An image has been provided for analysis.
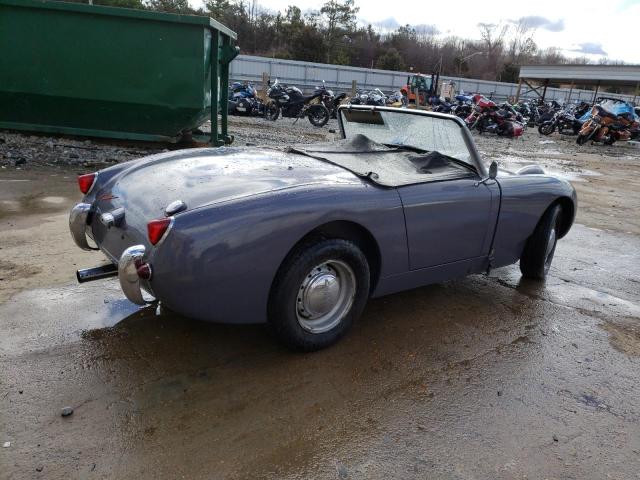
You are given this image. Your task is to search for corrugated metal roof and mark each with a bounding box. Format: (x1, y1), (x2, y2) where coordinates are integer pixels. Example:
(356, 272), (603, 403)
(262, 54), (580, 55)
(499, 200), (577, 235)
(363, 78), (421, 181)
(519, 64), (640, 85)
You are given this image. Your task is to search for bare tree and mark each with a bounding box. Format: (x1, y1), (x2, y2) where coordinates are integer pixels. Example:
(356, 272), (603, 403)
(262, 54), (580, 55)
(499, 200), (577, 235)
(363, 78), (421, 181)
(477, 22), (507, 80)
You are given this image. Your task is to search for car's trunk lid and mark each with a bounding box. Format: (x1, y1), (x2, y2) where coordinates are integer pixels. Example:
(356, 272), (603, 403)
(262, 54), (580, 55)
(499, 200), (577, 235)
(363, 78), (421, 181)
(89, 147), (355, 258)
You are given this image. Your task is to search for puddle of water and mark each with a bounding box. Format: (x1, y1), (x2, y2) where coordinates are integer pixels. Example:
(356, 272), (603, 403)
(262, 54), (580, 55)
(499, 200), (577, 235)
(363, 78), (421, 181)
(40, 196), (67, 205)
(0, 199), (20, 210)
(0, 279), (143, 354)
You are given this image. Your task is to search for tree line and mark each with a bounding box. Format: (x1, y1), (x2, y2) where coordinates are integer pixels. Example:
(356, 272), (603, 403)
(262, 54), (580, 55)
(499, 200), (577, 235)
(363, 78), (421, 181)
(64, 0), (617, 85)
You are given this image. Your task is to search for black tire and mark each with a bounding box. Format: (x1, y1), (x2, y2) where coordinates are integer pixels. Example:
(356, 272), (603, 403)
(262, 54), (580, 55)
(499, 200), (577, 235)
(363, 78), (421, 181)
(264, 101), (280, 121)
(307, 105), (330, 127)
(268, 238), (370, 351)
(538, 121), (555, 135)
(520, 205), (562, 280)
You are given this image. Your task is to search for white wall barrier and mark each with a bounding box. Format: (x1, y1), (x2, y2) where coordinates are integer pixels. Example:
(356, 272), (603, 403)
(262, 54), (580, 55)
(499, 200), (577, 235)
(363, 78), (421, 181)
(230, 54), (636, 104)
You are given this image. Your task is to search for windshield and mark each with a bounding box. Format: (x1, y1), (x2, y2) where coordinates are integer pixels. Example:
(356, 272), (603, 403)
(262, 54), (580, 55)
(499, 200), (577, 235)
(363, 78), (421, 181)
(339, 108), (474, 166)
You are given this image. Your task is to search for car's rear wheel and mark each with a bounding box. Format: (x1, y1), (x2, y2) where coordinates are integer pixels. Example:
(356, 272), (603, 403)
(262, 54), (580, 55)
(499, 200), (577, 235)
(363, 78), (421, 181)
(268, 239), (370, 351)
(520, 205), (561, 280)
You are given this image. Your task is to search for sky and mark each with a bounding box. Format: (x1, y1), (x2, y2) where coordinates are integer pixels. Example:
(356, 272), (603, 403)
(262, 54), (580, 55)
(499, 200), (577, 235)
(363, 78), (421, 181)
(195, 0), (640, 64)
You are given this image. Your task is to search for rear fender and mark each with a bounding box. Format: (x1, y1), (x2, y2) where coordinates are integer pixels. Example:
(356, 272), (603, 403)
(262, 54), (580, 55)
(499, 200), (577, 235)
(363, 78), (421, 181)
(492, 175), (576, 267)
(147, 183), (406, 324)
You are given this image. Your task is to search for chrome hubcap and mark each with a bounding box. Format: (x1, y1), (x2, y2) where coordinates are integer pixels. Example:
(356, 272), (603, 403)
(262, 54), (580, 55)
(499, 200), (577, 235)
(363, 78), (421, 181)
(296, 260), (356, 334)
(544, 227), (557, 273)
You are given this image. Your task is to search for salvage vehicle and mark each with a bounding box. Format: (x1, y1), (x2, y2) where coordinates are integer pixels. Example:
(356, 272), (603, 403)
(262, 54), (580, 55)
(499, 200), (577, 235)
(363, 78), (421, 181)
(538, 102), (590, 136)
(577, 98), (639, 146)
(70, 106), (577, 351)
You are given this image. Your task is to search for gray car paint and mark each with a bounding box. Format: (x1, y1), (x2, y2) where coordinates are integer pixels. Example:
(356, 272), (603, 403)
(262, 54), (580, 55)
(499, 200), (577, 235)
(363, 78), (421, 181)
(78, 106), (577, 324)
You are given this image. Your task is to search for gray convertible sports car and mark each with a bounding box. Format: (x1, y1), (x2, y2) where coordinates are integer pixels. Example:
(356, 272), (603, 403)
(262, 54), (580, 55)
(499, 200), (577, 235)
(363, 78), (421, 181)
(70, 106), (576, 350)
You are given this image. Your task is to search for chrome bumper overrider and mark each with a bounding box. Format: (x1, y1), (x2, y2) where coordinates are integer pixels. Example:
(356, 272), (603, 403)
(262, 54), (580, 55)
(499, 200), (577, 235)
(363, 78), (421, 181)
(118, 245), (154, 305)
(69, 202), (96, 251)
(71, 203), (154, 305)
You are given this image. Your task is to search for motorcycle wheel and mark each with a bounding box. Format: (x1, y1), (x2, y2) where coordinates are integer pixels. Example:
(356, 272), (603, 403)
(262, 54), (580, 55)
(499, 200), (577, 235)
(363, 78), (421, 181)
(576, 130), (595, 145)
(307, 105), (330, 127)
(538, 122), (555, 136)
(577, 123), (598, 145)
(264, 102), (280, 121)
(604, 136), (616, 146)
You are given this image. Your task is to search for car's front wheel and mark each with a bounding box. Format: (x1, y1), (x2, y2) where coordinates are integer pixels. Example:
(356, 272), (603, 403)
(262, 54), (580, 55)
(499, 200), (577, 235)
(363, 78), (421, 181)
(268, 239), (370, 351)
(520, 205), (561, 280)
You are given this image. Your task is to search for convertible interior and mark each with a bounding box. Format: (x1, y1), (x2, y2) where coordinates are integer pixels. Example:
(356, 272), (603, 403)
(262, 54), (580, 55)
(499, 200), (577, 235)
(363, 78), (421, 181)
(288, 133), (478, 187)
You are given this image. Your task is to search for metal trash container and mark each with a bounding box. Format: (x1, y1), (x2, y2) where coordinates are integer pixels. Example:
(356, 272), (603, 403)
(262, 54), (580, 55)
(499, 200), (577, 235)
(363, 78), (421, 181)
(0, 0), (238, 145)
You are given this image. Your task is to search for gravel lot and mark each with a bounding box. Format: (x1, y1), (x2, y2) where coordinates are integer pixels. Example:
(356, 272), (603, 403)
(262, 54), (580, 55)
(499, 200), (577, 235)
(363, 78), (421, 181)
(1, 116), (640, 479)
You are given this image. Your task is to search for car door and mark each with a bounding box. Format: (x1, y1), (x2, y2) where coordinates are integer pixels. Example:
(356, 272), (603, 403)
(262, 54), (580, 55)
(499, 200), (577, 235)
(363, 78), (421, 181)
(398, 177), (498, 270)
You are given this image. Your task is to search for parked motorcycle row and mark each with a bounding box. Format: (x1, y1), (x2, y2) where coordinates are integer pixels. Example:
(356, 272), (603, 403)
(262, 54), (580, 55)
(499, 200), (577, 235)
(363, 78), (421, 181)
(513, 97), (639, 145)
(228, 80), (405, 127)
(227, 80), (347, 127)
(228, 80), (639, 145)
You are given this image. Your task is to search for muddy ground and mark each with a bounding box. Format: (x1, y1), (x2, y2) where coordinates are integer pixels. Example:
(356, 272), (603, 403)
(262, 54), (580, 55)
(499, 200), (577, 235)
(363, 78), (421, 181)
(1, 117), (640, 479)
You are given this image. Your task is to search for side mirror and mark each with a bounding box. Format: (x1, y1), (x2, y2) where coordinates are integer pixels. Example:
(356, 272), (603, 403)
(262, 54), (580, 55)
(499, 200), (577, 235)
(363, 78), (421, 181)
(489, 161), (498, 179)
(475, 161), (498, 187)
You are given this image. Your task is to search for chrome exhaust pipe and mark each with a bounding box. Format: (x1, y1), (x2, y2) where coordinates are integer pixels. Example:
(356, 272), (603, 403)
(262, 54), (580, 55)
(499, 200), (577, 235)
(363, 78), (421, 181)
(76, 264), (118, 283)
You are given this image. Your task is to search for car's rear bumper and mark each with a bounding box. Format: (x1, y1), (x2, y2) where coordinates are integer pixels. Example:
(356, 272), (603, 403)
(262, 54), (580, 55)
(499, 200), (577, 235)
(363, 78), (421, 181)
(69, 202), (96, 251)
(118, 245), (154, 305)
(70, 202), (154, 305)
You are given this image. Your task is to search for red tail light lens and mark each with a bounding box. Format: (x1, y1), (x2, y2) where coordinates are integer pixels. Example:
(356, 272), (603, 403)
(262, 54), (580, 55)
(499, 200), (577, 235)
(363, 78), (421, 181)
(78, 173), (97, 194)
(134, 260), (153, 280)
(147, 218), (172, 245)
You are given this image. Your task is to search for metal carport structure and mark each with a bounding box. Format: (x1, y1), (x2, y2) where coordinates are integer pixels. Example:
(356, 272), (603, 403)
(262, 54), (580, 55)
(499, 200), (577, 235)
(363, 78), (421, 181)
(516, 64), (640, 104)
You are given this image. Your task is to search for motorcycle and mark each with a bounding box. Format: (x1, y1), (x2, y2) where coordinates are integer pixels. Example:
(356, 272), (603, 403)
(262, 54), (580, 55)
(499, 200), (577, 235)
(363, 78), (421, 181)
(465, 95), (524, 137)
(538, 102), (590, 136)
(386, 91), (406, 107)
(451, 94), (474, 120)
(536, 100), (562, 125)
(432, 97), (454, 114)
(227, 82), (263, 116)
(515, 99), (561, 127)
(264, 79), (330, 127)
(367, 89), (387, 106)
(313, 81), (348, 119)
(577, 99), (638, 146)
(350, 89), (386, 106)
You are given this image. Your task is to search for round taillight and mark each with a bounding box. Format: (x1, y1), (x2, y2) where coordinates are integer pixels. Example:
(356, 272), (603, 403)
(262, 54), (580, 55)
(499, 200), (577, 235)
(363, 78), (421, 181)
(147, 217), (172, 245)
(78, 173), (97, 194)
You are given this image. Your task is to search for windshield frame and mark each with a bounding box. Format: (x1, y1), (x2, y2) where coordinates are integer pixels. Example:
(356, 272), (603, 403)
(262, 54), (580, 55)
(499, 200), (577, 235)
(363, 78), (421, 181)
(337, 105), (487, 178)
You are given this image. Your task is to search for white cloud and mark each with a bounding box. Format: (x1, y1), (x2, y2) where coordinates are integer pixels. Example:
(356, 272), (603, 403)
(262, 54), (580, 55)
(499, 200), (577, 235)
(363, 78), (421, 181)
(195, 0), (640, 63)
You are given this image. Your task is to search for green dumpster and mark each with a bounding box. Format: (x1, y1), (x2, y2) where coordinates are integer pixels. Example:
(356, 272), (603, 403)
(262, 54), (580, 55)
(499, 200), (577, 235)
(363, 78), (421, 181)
(0, 0), (238, 144)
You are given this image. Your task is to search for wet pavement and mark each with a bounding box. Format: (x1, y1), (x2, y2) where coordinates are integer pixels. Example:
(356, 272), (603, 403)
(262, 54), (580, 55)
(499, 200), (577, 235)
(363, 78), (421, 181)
(2, 122), (640, 479)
